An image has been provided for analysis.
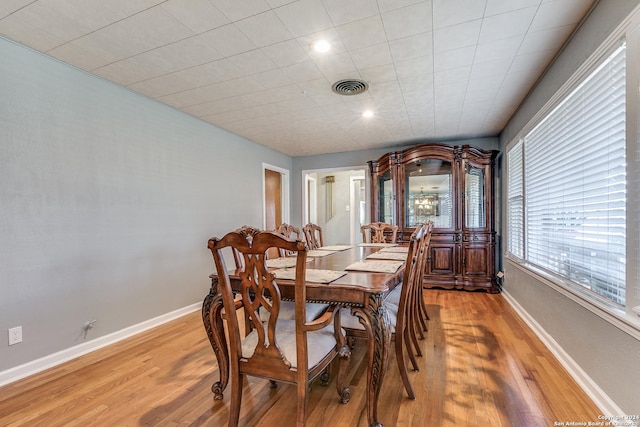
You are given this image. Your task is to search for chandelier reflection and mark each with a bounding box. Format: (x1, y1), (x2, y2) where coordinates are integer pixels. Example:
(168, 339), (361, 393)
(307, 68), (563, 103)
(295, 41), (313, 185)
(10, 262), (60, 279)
(414, 187), (437, 216)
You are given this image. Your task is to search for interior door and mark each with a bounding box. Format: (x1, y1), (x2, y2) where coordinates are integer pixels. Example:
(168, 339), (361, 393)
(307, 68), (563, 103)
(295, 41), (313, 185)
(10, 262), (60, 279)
(264, 168), (282, 231)
(264, 168), (283, 259)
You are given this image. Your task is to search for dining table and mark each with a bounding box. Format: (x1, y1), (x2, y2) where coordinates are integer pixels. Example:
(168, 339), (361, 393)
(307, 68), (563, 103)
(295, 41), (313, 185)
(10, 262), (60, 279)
(201, 243), (406, 427)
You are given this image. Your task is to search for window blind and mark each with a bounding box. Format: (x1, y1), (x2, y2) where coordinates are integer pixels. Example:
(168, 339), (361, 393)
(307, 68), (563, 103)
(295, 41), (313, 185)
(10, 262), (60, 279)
(507, 140), (524, 258)
(523, 44), (627, 306)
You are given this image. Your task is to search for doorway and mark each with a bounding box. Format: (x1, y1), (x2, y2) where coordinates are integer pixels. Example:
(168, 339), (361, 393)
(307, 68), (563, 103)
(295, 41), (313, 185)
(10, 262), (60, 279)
(302, 168), (367, 245)
(263, 163), (290, 231)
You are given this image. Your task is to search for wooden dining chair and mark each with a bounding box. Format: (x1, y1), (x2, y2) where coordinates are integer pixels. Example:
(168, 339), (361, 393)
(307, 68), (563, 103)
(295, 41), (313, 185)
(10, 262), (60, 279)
(340, 223), (427, 399)
(361, 222), (399, 244)
(414, 221), (433, 333)
(302, 223), (323, 249)
(276, 223), (302, 257)
(275, 223), (330, 322)
(208, 226), (351, 427)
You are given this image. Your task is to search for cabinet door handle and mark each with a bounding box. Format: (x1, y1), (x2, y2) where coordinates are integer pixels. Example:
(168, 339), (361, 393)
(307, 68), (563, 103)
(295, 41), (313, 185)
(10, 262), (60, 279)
(473, 235), (478, 241)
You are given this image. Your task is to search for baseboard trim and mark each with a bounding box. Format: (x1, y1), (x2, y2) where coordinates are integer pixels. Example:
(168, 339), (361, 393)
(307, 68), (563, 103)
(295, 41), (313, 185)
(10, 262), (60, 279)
(0, 303), (201, 387)
(502, 290), (623, 416)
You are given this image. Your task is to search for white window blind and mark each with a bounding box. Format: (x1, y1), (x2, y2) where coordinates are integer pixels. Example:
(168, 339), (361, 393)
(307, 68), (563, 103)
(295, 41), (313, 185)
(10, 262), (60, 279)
(523, 43), (627, 307)
(507, 140), (524, 259)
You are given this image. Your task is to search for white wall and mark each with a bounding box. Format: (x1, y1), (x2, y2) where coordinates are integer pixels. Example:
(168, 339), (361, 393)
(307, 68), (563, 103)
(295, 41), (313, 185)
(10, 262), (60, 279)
(0, 37), (291, 375)
(499, 0), (640, 414)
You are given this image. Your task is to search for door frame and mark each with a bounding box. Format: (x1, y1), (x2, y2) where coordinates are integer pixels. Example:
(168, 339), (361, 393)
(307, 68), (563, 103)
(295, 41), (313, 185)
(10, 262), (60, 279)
(262, 163), (290, 230)
(301, 166), (367, 243)
(304, 175), (317, 225)
(349, 175), (366, 244)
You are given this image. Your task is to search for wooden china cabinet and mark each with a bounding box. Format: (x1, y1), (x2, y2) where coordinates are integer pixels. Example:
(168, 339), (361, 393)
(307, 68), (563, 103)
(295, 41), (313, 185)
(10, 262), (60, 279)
(369, 143), (499, 292)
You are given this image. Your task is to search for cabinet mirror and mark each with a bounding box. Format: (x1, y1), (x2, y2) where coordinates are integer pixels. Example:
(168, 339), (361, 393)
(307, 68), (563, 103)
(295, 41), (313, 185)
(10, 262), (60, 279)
(404, 159), (452, 228)
(377, 169), (394, 224)
(465, 164), (486, 228)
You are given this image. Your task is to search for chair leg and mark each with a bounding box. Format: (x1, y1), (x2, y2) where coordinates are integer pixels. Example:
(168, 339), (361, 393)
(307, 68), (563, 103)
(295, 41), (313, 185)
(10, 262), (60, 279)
(228, 372), (243, 427)
(414, 282), (429, 335)
(296, 379), (309, 427)
(404, 322), (420, 371)
(336, 344), (352, 404)
(407, 293), (423, 358)
(395, 329), (416, 399)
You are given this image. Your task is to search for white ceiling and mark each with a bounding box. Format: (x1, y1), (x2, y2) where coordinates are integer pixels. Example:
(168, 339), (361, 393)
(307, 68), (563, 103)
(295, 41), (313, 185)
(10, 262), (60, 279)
(0, 0), (595, 157)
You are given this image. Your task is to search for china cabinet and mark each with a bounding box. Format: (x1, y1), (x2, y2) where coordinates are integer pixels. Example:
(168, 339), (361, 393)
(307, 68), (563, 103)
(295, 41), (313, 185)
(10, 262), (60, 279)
(369, 143), (499, 292)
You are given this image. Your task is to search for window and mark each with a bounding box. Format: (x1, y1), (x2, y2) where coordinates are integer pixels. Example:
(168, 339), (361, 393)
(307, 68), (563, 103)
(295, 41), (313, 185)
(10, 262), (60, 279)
(507, 43), (627, 308)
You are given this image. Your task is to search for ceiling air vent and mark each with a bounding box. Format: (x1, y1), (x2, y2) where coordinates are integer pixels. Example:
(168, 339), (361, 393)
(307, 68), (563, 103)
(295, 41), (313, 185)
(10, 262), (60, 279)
(331, 79), (369, 96)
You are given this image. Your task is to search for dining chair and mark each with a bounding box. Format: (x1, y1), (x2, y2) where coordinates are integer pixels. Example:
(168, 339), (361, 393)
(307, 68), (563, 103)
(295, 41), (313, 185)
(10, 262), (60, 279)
(340, 223), (427, 399)
(361, 222), (399, 244)
(276, 223), (302, 257)
(385, 221), (433, 357)
(302, 223), (323, 249)
(414, 221), (433, 333)
(208, 226), (351, 427)
(275, 223), (330, 322)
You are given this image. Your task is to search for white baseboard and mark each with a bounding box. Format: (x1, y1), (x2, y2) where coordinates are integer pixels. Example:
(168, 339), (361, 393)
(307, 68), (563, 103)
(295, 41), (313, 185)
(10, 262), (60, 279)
(502, 291), (623, 416)
(0, 303), (201, 387)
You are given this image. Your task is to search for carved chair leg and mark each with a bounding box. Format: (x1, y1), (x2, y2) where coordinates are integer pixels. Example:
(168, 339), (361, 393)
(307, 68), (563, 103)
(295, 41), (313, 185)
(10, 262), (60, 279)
(202, 281), (229, 401)
(336, 344), (352, 404)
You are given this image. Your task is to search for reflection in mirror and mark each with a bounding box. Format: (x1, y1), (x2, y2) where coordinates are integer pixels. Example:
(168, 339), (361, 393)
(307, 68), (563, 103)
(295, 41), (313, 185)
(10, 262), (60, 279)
(377, 170), (393, 223)
(465, 164), (486, 228)
(405, 159), (452, 228)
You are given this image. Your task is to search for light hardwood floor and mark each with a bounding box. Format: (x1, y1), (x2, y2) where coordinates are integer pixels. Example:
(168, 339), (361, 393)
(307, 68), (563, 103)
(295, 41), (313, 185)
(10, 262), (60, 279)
(0, 290), (601, 426)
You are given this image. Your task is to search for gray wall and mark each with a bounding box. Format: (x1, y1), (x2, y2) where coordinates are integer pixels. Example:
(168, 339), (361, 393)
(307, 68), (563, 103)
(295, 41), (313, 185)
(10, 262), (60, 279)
(499, 0), (640, 413)
(0, 37), (291, 373)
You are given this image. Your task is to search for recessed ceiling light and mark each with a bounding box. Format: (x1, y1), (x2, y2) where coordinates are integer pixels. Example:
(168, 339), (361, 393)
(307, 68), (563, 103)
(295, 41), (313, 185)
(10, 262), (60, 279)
(313, 39), (331, 53)
(362, 110), (374, 118)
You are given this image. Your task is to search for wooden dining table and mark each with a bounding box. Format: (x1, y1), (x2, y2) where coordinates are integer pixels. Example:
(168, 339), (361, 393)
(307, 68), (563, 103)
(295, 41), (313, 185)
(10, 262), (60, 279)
(201, 244), (405, 427)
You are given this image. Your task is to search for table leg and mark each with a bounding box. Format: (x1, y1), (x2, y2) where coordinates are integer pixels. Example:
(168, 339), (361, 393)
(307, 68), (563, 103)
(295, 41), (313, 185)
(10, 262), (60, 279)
(201, 277), (229, 400)
(352, 293), (391, 427)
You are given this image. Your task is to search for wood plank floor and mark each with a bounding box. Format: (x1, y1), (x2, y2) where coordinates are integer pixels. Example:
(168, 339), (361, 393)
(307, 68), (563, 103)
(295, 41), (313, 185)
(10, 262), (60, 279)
(0, 290), (601, 426)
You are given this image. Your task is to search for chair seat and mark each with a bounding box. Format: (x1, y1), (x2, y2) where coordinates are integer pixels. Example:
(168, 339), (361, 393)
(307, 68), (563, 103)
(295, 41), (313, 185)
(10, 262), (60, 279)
(339, 306), (397, 334)
(339, 284), (402, 331)
(260, 301), (329, 322)
(281, 301), (330, 321)
(241, 319), (338, 369)
(384, 283), (402, 308)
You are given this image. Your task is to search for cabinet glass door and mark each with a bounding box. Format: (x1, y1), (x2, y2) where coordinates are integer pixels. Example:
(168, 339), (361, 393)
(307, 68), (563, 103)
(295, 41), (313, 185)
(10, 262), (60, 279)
(465, 164), (486, 228)
(404, 159), (452, 228)
(377, 170), (394, 223)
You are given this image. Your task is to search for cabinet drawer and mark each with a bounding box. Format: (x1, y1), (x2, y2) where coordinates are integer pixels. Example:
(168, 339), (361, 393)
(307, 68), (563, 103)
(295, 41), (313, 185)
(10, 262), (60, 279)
(463, 234), (490, 243)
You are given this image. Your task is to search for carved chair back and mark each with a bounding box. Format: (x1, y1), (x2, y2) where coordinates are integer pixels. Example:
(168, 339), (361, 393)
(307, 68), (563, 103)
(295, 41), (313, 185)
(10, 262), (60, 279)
(276, 223), (303, 257)
(360, 222), (399, 244)
(302, 223), (323, 249)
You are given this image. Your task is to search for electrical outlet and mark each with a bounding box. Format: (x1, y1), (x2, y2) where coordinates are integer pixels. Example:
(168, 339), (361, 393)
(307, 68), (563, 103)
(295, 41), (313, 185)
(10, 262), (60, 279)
(8, 326), (22, 345)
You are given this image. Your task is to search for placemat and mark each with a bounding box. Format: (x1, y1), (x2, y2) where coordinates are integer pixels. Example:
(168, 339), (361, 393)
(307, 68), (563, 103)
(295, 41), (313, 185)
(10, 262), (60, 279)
(265, 257), (312, 268)
(345, 260), (404, 273)
(307, 249), (337, 257)
(317, 245), (353, 251)
(379, 246), (409, 253)
(366, 251), (408, 261)
(358, 243), (398, 247)
(273, 268), (347, 283)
